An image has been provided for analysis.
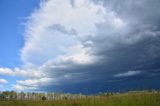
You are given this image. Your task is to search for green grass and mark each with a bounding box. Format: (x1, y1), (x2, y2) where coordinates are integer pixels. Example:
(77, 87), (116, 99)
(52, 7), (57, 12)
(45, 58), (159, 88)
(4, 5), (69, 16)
(0, 92), (160, 106)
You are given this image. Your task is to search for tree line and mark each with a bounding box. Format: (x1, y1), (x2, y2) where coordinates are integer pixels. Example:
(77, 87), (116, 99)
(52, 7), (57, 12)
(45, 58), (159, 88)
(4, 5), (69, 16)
(0, 90), (159, 100)
(0, 91), (86, 100)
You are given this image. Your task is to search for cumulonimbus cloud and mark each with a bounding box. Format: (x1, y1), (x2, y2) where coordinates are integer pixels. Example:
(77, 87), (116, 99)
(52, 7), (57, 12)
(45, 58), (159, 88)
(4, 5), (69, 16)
(1, 0), (160, 92)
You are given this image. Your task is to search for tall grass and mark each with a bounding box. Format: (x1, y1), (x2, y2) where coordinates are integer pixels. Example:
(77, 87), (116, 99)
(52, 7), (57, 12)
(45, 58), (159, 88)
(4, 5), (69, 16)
(0, 92), (159, 106)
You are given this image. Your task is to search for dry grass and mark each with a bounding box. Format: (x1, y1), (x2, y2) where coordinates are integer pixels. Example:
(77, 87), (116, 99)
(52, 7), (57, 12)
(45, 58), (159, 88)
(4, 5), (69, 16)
(0, 92), (160, 106)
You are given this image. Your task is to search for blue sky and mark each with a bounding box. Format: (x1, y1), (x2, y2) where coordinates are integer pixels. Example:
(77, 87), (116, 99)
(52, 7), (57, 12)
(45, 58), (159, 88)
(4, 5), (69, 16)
(0, 0), (39, 90)
(0, 0), (160, 93)
(0, 0), (39, 68)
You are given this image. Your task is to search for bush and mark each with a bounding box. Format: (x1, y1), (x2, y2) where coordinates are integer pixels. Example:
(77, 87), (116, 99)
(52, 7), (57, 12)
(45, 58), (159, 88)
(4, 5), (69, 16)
(42, 96), (46, 101)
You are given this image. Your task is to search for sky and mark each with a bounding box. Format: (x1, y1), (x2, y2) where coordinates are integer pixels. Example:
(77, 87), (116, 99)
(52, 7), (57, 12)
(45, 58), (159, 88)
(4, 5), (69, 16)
(0, 0), (160, 94)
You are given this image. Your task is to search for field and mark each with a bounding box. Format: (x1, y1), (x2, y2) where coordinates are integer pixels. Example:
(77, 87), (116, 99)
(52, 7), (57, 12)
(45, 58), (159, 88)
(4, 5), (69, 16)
(0, 92), (160, 106)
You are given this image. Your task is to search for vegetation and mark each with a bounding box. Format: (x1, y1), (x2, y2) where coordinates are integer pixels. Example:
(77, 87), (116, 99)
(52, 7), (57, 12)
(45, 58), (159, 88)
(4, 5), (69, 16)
(0, 91), (86, 100)
(0, 91), (160, 106)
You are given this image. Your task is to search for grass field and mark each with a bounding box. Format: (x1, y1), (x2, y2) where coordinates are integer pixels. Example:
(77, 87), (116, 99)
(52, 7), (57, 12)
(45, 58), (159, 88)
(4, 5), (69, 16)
(0, 92), (160, 106)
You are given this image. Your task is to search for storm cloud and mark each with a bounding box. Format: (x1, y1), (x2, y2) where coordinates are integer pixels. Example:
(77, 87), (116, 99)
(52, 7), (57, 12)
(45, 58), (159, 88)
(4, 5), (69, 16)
(1, 0), (160, 93)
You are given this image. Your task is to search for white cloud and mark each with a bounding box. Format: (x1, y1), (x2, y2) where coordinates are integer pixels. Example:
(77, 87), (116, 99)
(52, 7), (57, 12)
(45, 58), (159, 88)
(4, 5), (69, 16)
(12, 84), (36, 91)
(12, 78), (55, 91)
(0, 67), (45, 78)
(56, 44), (94, 64)
(0, 79), (8, 84)
(114, 71), (142, 78)
(21, 0), (105, 66)
(0, 68), (13, 75)
(16, 78), (53, 87)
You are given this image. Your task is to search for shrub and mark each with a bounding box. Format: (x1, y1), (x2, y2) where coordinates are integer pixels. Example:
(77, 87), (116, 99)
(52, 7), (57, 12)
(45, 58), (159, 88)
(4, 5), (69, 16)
(42, 96), (46, 101)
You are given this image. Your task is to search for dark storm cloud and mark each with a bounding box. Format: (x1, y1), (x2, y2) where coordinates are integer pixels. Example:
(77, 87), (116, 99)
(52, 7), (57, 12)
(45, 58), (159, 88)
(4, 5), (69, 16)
(46, 0), (160, 92)
(92, 0), (160, 23)
(17, 0), (160, 92)
(89, 0), (160, 72)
